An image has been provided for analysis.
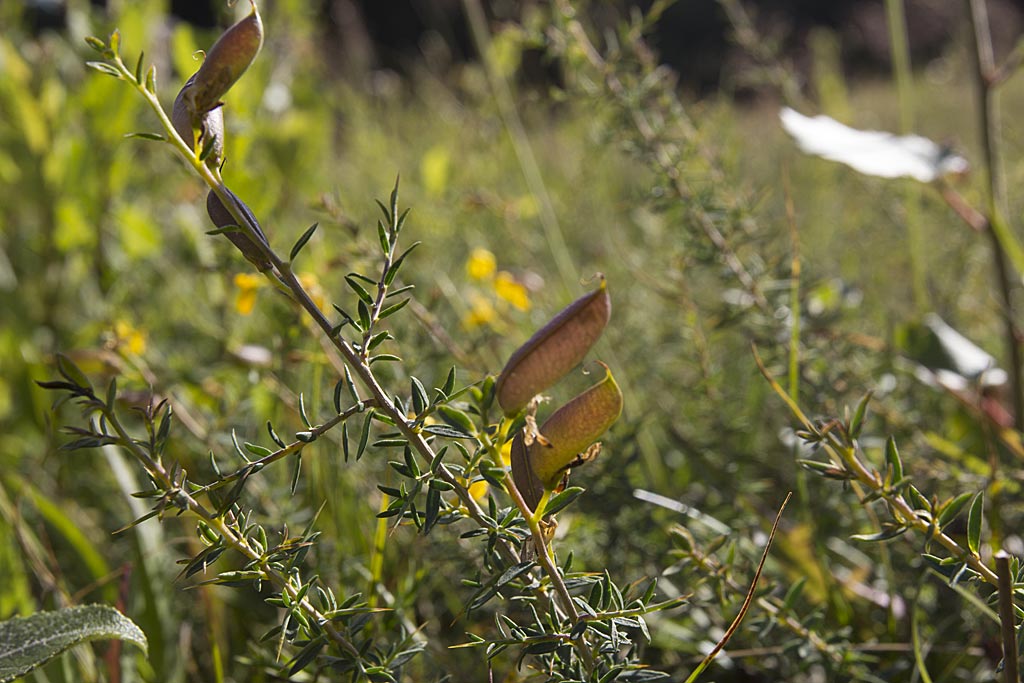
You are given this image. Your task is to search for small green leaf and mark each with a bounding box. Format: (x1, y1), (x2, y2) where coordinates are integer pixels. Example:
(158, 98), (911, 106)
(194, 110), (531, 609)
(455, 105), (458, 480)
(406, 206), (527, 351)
(384, 241), (421, 286)
(0, 605), (147, 682)
(134, 50), (145, 84)
(967, 491), (983, 555)
(86, 61), (122, 78)
(333, 379), (344, 414)
(379, 298), (410, 319)
(290, 222), (319, 261)
(442, 367), (456, 397)
(290, 453), (302, 494)
(936, 491), (974, 530)
(286, 635), (326, 676)
(244, 442), (272, 457)
(542, 486), (585, 516)
(298, 392), (312, 428)
(124, 132), (165, 141)
(56, 353), (92, 392)
(848, 391), (872, 439)
(435, 405), (476, 436)
(884, 436), (903, 483)
(357, 410), (374, 460)
(422, 424), (474, 440)
(84, 36), (107, 52)
(376, 218), (389, 253)
(410, 376), (429, 415)
(105, 377), (118, 408)
(850, 524), (909, 542)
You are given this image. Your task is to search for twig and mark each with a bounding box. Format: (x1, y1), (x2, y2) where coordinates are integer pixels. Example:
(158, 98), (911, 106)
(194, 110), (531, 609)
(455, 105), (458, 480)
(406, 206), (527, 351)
(682, 492), (792, 683)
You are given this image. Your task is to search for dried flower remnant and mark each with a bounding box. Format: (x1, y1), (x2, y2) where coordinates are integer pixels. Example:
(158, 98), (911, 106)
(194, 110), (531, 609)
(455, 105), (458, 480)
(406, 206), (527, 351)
(172, 73), (225, 165)
(511, 364), (623, 512)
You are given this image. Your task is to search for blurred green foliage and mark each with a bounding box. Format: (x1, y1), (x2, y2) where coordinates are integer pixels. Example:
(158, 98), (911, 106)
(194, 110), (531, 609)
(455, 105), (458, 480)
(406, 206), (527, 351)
(4, 1), (1024, 681)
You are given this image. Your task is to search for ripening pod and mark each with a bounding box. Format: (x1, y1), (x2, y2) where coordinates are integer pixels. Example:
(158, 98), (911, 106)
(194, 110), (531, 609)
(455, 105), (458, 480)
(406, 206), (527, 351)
(172, 73), (225, 165)
(185, 1), (264, 116)
(206, 188), (272, 271)
(496, 279), (610, 416)
(510, 364), (623, 512)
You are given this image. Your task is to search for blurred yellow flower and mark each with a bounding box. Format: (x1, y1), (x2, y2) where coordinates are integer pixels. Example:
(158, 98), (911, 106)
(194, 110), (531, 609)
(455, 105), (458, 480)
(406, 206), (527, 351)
(234, 272), (264, 316)
(463, 292), (496, 329)
(494, 271), (530, 312)
(298, 272), (326, 312)
(467, 441), (513, 501)
(421, 144), (451, 197)
(113, 320), (147, 355)
(468, 478), (490, 501)
(466, 248), (496, 281)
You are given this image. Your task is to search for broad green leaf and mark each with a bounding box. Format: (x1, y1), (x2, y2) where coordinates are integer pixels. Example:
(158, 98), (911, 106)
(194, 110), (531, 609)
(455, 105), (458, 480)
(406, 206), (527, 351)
(0, 605), (147, 682)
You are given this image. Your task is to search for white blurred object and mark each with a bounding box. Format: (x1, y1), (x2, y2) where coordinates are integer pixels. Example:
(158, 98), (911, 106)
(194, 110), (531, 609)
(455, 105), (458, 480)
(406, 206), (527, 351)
(780, 107), (968, 182)
(921, 313), (1008, 388)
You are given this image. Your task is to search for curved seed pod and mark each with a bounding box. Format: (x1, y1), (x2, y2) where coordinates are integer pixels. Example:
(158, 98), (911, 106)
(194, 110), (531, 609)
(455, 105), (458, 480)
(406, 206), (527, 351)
(206, 188), (271, 271)
(511, 364), (623, 511)
(186, 1), (264, 116)
(172, 73), (224, 166)
(496, 279), (610, 416)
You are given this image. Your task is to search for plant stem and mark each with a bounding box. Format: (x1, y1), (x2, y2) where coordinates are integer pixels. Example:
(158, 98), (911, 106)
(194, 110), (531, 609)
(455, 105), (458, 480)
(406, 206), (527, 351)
(967, 0), (1023, 427)
(996, 551), (1020, 683)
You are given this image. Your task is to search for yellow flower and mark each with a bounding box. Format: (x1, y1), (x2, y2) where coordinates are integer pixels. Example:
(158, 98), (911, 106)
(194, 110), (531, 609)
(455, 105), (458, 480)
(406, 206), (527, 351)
(494, 271), (530, 311)
(113, 320), (147, 355)
(466, 248), (496, 281)
(468, 442), (513, 501)
(234, 272), (264, 316)
(298, 272), (326, 313)
(468, 478), (490, 501)
(463, 292), (497, 329)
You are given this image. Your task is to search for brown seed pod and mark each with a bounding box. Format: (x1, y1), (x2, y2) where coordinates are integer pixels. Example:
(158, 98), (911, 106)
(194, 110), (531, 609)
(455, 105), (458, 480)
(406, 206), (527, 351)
(510, 430), (544, 513)
(510, 364), (623, 512)
(496, 279), (610, 416)
(186, 1), (264, 116)
(206, 188), (271, 271)
(172, 73), (224, 166)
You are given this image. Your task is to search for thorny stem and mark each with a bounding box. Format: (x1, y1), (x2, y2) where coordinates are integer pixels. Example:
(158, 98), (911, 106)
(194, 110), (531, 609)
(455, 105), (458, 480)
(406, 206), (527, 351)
(107, 48), (517, 563)
(192, 400), (378, 497)
(98, 397), (362, 659)
(753, 346), (1000, 587)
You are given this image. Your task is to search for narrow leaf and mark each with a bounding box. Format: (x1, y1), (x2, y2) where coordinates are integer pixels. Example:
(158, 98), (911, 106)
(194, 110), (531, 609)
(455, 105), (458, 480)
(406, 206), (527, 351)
(290, 223), (319, 261)
(967, 491), (984, 555)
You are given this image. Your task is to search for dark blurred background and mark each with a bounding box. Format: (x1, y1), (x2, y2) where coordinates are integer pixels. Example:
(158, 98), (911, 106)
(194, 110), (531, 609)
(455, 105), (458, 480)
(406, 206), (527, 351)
(22, 0), (1024, 94)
